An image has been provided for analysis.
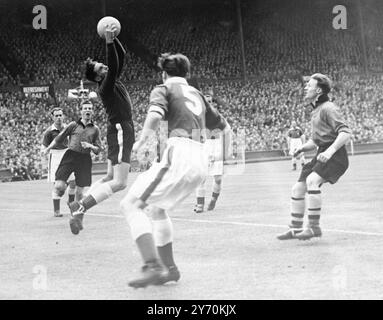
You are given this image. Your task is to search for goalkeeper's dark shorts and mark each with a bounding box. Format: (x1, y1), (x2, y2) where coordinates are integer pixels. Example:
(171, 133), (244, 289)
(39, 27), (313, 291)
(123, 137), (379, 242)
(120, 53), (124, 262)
(298, 143), (349, 184)
(107, 121), (135, 166)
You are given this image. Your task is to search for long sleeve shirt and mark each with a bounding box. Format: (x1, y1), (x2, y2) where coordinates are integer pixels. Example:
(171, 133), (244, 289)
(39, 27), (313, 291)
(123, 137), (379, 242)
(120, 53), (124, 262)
(98, 39), (134, 126)
(42, 124), (68, 149)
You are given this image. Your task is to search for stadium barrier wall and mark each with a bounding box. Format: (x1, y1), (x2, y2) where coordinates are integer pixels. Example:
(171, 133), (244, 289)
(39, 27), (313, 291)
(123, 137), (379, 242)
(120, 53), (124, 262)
(2, 143), (382, 180)
(245, 141), (383, 163)
(2, 142), (383, 181)
(0, 168), (12, 182)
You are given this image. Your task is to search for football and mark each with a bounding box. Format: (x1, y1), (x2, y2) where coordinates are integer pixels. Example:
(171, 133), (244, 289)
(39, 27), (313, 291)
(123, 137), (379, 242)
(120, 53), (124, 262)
(97, 16), (121, 39)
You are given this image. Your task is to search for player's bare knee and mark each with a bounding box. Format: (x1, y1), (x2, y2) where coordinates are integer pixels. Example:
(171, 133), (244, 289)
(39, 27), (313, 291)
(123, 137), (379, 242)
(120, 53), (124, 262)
(117, 181), (128, 191)
(291, 182), (306, 197)
(110, 179), (128, 192)
(120, 195), (147, 230)
(102, 174), (113, 183)
(120, 198), (130, 213)
(214, 176), (222, 185)
(55, 189), (65, 197)
(54, 181), (66, 197)
(306, 175), (321, 190)
(120, 193), (137, 213)
(151, 207), (166, 220)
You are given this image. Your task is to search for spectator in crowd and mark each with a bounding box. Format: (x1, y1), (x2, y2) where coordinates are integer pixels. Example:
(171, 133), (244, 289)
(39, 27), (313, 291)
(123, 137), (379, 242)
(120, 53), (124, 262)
(1, 0), (383, 181)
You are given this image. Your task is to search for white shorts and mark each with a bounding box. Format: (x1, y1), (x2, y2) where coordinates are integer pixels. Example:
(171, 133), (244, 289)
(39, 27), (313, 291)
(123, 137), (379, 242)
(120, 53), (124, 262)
(47, 149), (75, 183)
(208, 159), (224, 176)
(289, 139), (303, 156)
(128, 137), (209, 211)
(206, 138), (224, 176)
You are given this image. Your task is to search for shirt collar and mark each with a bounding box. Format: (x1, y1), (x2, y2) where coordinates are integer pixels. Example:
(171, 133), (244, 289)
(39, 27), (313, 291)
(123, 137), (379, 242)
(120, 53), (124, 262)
(164, 77), (188, 86)
(77, 118), (94, 127)
(311, 94), (329, 109)
(51, 124), (61, 131)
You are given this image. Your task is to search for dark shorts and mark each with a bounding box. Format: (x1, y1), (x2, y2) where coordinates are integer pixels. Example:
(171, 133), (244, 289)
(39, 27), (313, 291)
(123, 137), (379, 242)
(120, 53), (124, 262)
(55, 149), (92, 187)
(107, 121), (135, 166)
(298, 144), (349, 184)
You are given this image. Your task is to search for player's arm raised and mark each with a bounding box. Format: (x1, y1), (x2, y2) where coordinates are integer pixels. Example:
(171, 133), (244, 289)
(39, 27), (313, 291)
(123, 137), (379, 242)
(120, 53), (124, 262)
(114, 37), (126, 77)
(100, 25), (119, 94)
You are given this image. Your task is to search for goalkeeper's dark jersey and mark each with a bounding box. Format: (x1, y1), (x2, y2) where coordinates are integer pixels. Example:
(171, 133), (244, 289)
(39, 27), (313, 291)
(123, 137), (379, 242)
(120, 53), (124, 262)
(98, 38), (134, 127)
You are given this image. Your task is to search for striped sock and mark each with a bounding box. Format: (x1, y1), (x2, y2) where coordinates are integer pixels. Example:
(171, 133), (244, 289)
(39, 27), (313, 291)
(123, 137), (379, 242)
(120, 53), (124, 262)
(307, 190), (321, 228)
(290, 196), (305, 229)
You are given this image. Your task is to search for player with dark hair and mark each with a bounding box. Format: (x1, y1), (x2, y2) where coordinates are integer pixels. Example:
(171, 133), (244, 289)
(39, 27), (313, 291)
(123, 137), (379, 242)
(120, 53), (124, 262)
(194, 93), (226, 213)
(277, 73), (351, 241)
(69, 25), (135, 234)
(41, 107), (76, 217)
(120, 53), (232, 288)
(43, 101), (102, 220)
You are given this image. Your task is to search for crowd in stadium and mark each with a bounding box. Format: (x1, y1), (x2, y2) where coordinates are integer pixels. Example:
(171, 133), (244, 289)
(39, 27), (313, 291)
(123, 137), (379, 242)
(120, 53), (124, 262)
(1, 0), (382, 85)
(1, 0), (383, 181)
(2, 74), (383, 181)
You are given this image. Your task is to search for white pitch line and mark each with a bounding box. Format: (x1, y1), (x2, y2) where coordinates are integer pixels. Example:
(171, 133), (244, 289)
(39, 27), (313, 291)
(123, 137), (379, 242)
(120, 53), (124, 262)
(1, 208), (383, 237)
(167, 217), (383, 237)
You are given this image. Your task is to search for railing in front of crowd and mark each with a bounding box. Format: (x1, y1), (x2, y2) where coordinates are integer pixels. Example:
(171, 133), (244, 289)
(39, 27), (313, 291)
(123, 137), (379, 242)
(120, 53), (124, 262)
(1, 140), (382, 182)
